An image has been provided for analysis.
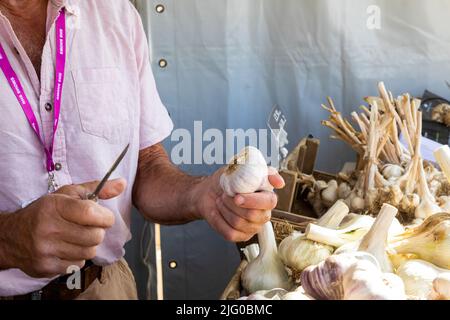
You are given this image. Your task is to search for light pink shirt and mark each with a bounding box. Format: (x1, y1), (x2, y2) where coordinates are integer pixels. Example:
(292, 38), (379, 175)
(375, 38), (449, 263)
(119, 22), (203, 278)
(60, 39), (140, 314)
(0, 0), (173, 296)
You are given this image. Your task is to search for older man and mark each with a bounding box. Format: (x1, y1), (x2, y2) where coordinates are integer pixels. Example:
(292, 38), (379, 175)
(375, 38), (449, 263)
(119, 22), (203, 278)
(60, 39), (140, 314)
(0, 0), (283, 300)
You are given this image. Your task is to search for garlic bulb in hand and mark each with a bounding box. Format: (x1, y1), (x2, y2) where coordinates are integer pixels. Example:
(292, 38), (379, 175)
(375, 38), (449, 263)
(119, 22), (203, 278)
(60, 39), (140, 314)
(221, 147), (291, 293)
(390, 213), (450, 269)
(220, 146), (270, 196)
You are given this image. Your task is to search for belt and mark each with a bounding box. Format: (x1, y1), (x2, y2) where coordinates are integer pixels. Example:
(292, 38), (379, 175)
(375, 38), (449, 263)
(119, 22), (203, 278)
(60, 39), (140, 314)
(11, 261), (103, 300)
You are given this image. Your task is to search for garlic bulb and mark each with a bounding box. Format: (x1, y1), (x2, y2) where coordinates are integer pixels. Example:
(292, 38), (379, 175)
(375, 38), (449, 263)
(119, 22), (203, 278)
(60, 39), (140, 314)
(396, 259), (449, 300)
(343, 259), (406, 300)
(220, 146), (270, 196)
(282, 286), (314, 300)
(241, 223), (292, 293)
(221, 147), (291, 293)
(382, 164), (404, 180)
(390, 213), (450, 269)
(431, 273), (450, 300)
(321, 180), (338, 207)
(301, 252), (405, 300)
(338, 182), (352, 200)
(358, 203), (398, 273)
(278, 201), (349, 272)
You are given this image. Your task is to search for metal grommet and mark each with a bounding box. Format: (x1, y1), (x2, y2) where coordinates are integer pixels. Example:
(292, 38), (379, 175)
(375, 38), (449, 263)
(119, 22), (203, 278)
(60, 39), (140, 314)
(158, 59), (168, 68)
(155, 4), (165, 13)
(45, 103), (53, 112)
(55, 163), (62, 171)
(169, 261), (177, 269)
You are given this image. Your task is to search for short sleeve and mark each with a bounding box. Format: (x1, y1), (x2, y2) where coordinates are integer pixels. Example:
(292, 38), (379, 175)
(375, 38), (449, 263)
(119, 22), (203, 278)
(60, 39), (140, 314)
(129, 4), (174, 150)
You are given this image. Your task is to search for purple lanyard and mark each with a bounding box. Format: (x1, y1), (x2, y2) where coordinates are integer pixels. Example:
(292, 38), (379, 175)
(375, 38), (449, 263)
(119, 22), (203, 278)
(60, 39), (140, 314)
(0, 9), (66, 173)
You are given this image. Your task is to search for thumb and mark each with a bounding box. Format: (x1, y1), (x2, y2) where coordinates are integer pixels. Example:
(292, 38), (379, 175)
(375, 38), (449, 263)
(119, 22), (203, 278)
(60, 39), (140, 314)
(84, 178), (127, 200)
(57, 178), (127, 200)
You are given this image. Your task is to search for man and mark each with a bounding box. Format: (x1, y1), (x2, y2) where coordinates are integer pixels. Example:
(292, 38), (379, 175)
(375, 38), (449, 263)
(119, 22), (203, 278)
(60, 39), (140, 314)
(0, 0), (284, 299)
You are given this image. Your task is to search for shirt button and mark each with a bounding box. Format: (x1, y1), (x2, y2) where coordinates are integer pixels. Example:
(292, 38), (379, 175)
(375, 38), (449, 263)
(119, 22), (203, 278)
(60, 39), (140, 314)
(45, 103), (53, 112)
(54, 163), (62, 171)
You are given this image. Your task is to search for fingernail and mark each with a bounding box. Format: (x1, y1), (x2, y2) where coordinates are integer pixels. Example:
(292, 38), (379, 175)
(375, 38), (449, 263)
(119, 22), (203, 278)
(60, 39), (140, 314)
(235, 195), (244, 205)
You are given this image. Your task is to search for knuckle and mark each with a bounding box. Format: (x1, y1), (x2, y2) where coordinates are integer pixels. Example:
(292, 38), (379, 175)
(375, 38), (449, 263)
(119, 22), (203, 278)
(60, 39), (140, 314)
(82, 247), (97, 260)
(92, 228), (105, 244)
(224, 230), (238, 242)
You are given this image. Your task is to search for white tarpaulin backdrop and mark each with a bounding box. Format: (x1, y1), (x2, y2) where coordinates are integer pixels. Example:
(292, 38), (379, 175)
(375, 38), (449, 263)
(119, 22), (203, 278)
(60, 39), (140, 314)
(125, 0), (450, 299)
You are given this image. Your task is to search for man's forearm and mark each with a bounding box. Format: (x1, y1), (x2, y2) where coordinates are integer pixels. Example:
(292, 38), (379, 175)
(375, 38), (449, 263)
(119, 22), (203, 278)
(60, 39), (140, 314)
(132, 144), (207, 224)
(0, 212), (22, 271)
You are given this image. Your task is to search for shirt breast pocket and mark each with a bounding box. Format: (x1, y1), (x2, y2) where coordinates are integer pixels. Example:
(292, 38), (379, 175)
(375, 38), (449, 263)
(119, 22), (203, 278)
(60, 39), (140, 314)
(72, 67), (130, 144)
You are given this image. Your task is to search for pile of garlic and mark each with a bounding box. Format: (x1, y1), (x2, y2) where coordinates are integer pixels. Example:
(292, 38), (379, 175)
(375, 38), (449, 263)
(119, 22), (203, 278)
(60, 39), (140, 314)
(303, 82), (450, 225)
(222, 147), (450, 300)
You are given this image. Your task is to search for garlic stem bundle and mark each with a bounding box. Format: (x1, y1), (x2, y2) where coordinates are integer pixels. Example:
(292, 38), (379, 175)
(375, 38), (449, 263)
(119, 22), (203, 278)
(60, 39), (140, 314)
(221, 147), (291, 293)
(358, 203), (398, 273)
(390, 213), (450, 269)
(278, 201), (349, 272)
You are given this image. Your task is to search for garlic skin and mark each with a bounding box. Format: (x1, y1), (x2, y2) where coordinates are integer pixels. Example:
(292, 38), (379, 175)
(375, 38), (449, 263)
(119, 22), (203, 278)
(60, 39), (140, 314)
(390, 213), (450, 269)
(343, 260), (406, 300)
(301, 252), (406, 300)
(431, 273), (450, 300)
(396, 259), (448, 300)
(279, 201), (349, 272)
(241, 223), (292, 293)
(282, 286), (314, 300)
(240, 288), (288, 300)
(278, 236), (334, 273)
(240, 287), (314, 300)
(220, 146), (269, 196)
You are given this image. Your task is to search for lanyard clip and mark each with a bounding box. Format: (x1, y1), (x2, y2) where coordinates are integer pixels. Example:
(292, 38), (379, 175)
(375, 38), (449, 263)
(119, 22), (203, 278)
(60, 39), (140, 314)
(47, 171), (58, 193)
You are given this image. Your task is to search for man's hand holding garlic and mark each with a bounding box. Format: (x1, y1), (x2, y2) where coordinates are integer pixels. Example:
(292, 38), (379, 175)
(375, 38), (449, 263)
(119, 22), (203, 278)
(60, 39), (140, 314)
(133, 144), (284, 244)
(196, 165), (285, 242)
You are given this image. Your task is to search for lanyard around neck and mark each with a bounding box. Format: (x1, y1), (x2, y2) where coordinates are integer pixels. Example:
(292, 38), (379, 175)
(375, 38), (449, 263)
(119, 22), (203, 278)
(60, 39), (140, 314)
(0, 9), (66, 173)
